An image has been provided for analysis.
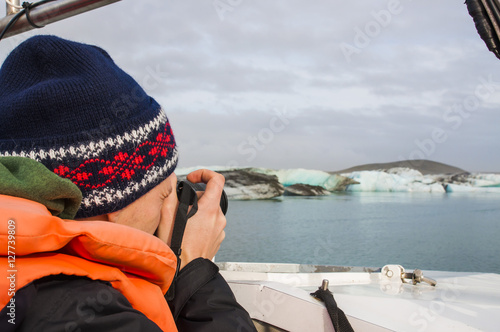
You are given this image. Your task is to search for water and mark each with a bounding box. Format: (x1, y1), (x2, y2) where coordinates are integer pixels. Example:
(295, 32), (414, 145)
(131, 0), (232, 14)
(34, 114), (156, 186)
(216, 193), (500, 273)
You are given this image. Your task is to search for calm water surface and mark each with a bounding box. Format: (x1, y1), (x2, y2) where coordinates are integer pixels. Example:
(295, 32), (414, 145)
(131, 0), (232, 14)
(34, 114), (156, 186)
(216, 193), (500, 273)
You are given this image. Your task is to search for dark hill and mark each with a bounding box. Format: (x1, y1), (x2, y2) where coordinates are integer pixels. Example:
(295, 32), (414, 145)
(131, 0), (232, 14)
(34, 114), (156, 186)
(331, 160), (467, 175)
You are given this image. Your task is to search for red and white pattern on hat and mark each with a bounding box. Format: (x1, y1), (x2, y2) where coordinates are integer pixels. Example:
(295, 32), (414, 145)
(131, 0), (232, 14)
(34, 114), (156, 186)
(0, 111), (178, 216)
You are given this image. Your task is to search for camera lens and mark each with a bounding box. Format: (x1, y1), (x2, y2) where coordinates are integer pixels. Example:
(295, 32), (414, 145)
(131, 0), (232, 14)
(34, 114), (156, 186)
(177, 181), (228, 215)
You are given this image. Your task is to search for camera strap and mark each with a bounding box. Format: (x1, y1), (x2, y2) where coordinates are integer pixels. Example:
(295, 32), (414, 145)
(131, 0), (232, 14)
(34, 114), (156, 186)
(166, 181), (198, 301)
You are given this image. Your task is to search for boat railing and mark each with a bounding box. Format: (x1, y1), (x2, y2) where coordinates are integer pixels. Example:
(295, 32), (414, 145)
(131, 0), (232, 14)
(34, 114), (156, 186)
(1, 0), (121, 40)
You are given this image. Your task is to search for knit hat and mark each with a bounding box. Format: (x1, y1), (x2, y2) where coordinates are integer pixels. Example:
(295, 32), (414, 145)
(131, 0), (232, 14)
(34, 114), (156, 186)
(0, 35), (178, 218)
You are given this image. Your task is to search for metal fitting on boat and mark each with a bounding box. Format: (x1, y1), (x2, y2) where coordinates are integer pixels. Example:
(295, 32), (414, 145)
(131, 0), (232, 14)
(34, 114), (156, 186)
(402, 268), (437, 286)
(382, 265), (437, 286)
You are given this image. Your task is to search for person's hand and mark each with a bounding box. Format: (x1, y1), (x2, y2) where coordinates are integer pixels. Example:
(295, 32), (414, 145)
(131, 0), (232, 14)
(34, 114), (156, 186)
(179, 169), (227, 270)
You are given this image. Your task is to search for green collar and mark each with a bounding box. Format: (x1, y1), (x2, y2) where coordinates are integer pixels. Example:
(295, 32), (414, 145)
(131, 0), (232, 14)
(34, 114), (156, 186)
(0, 156), (82, 219)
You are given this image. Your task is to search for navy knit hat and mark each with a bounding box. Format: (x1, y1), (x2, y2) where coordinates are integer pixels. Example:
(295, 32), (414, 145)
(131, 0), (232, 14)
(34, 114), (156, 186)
(0, 35), (178, 218)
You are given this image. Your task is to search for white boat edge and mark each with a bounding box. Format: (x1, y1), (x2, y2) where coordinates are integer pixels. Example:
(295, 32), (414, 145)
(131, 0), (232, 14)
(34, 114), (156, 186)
(217, 262), (500, 332)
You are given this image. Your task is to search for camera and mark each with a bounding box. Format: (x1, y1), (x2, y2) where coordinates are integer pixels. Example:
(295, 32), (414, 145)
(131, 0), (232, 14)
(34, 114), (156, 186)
(177, 180), (228, 215)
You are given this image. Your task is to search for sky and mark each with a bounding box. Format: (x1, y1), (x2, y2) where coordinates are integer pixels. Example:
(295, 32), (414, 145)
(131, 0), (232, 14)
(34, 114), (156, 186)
(1, 0), (500, 172)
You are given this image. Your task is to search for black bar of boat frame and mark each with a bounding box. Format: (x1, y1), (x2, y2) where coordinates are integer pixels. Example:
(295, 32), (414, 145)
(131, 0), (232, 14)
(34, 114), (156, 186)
(1, 0), (121, 39)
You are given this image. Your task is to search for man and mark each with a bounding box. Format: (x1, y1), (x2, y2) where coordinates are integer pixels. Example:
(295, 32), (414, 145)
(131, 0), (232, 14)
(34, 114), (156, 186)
(0, 35), (256, 331)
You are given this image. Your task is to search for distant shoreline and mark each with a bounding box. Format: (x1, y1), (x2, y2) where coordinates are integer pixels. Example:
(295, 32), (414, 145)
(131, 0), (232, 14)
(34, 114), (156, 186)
(330, 160), (468, 175)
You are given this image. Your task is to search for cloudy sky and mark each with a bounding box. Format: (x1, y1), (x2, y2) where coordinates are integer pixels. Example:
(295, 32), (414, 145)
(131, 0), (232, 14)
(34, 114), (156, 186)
(1, 0), (500, 172)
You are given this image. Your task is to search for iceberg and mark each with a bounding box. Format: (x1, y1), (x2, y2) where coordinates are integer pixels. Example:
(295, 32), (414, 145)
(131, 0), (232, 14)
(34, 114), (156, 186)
(248, 168), (357, 191)
(432, 172), (500, 190)
(176, 166), (355, 199)
(176, 168), (284, 200)
(343, 168), (446, 193)
(218, 170), (284, 200)
(283, 184), (331, 196)
(175, 165), (499, 198)
(446, 184), (500, 193)
(467, 174), (500, 187)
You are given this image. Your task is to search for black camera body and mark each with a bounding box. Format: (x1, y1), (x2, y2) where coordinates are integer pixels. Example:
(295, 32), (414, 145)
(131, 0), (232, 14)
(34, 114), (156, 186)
(177, 180), (228, 215)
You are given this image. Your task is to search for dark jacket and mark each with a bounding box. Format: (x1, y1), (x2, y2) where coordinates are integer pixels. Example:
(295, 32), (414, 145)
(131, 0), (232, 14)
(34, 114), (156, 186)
(0, 259), (256, 332)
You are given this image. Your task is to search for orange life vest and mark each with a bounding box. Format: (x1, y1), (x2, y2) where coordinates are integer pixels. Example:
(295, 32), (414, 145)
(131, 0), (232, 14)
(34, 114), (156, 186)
(0, 194), (178, 331)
